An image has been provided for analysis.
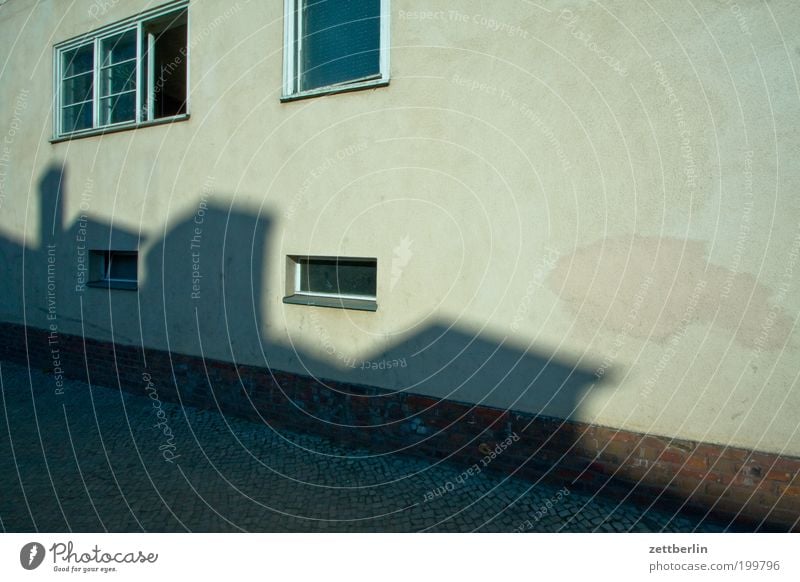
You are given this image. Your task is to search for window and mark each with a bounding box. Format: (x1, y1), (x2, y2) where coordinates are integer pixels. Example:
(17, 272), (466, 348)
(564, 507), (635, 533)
(284, 256), (377, 311)
(283, 0), (389, 99)
(54, 2), (188, 138)
(88, 250), (138, 290)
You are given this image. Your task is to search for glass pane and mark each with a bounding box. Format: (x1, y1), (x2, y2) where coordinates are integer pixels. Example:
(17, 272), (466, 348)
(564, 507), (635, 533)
(299, 258), (376, 296)
(100, 60), (136, 96)
(107, 253), (137, 281)
(62, 71), (93, 106)
(300, 0), (380, 91)
(62, 44), (94, 77)
(101, 29), (137, 66)
(61, 102), (93, 133)
(100, 92), (135, 125)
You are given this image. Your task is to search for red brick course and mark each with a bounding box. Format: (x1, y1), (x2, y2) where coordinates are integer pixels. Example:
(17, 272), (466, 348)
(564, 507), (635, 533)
(1, 321), (797, 531)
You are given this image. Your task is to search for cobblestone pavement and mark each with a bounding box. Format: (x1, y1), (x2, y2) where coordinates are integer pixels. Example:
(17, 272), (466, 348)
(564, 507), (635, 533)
(0, 360), (740, 532)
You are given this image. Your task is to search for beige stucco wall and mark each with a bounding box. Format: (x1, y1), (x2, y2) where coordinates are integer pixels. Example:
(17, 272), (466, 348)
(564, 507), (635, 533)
(1, 0), (799, 456)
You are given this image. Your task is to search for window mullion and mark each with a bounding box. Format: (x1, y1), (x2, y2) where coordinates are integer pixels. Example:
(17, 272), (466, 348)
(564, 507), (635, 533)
(284, 0), (299, 95)
(147, 31), (155, 122)
(92, 37), (100, 129)
(55, 49), (61, 136)
(135, 21), (143, 123)
(295, 0), (303, 94)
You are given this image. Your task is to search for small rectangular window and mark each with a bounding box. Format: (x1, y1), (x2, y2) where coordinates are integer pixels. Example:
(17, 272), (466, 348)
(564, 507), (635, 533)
(284, 255), (377, 311)
(54, 2), (188, 138)
(88, 250), (138, 290)
(283, 0), (389, 99)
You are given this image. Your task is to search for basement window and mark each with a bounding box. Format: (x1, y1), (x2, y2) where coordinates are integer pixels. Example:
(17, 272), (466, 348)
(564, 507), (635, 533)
(88, 250), (138, 290)
(54, 2), (188, 139)
(283, 256), (377, 311)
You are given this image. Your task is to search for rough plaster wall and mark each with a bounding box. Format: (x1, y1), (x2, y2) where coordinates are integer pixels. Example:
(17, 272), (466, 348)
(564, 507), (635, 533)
(0, 0), (798, 455)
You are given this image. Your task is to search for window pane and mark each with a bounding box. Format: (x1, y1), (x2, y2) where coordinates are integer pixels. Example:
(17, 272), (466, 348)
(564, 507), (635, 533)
(300, 0), (380, 91)
(62, 71), (93, 106)
(100, 91), (135, 125)
(299, 258), (376, 296)
(60, 45), (95, 133)
(101, 30), (137, 66)
(107, 253), (137, 281)
(99, 30), (138, 126)
(100, 60), (136, 96)
(62, 102), (93, 133)
(62, 44), (94, 77)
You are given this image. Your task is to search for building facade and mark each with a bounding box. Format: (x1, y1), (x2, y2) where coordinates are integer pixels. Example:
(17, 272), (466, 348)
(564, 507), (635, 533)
(1, 0), (799, 529)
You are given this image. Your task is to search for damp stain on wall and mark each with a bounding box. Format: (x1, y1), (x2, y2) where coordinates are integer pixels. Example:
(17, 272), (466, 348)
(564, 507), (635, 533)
(547, 236), (793, 351)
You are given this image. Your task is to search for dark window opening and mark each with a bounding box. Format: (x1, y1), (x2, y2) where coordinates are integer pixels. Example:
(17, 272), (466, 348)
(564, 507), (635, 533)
(89, 250), (138, 290)
(144, 9), (188, 119)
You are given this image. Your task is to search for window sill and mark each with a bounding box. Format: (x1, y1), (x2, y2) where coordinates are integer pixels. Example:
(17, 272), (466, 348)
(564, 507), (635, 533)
(281, 78), (389, 103)
(50, 113), (190, 143)
(283, 294), (377, 312)
(87, 280), (138, 291)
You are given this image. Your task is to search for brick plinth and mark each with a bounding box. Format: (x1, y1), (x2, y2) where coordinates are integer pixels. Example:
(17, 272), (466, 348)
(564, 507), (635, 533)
(1, 321), (797, 531)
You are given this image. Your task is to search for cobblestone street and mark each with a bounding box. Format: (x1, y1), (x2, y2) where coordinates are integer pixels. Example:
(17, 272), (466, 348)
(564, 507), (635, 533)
(0, 361), (739, 532)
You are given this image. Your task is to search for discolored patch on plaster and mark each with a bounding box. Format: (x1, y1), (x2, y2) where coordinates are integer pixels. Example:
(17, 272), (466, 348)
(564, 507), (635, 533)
(547, 236), (792, 351)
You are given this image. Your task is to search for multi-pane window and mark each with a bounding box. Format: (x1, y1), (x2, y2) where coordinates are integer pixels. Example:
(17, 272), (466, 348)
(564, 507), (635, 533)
(60, 44), (96, 133)
(54, 3), (188, 138)
(99, 29), (138, 126)
(284, 0), (389, 98)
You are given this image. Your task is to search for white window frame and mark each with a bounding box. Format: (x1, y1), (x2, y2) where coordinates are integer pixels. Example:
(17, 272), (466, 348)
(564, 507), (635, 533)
(282, 0), (390, 101)
(53, 0), (190, 140)
(293, 256), (377, 301)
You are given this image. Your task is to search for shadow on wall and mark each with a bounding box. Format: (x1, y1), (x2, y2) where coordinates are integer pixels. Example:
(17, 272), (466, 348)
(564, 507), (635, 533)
(0, 163), (607, 414)
(1, 162), (629, 509)
(3, 161), (609, 439)
(3, 163), (795, 531)
(0, 163), (795, 532)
